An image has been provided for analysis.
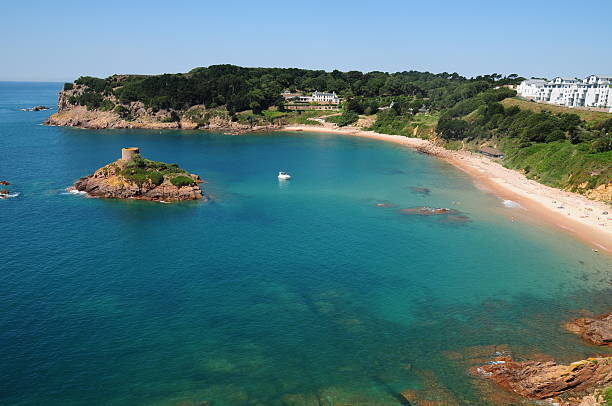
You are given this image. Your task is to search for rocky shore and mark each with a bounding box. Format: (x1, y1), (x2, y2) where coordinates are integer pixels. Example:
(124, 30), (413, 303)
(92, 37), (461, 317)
(45, 84), (278, 133)
(565, 313), (612, 347)
(72, 147), (203, 202)
(46, 105), (278, 133)
(466, 312), (612, 406)
(473, 356), (612, 401)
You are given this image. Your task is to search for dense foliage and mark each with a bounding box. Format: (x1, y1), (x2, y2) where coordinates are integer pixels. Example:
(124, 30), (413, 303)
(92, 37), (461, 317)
(116, 155), (188, 186)
(170, 176), (195, 187)
(326, 111), (359, 127)
(69, 65), (522, 114)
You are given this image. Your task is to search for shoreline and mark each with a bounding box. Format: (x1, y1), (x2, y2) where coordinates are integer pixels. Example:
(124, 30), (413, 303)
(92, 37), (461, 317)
(278, 124), (612, 253)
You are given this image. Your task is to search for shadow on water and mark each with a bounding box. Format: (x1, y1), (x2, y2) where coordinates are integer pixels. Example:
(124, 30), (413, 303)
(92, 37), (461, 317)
(139, 284), (612, 406)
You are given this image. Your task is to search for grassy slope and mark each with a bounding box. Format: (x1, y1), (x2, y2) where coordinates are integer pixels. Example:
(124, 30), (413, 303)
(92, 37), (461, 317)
(501, 139), (611, 192)
(368, 112), (439, 138)
(502, 97), (611, 126)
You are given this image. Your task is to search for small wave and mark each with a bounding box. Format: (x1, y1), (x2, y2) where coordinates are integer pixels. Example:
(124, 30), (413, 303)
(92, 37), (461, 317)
(61, 189), (88, 196)
(502, 199), (523, 209)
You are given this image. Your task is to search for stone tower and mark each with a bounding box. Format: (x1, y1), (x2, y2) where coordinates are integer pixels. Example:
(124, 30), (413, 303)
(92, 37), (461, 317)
(121, 147), (140, 161)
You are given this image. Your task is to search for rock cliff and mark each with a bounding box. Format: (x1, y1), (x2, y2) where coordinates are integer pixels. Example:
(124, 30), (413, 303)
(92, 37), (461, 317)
(45, 81), (276, 133)
(72, 148), (203, 202)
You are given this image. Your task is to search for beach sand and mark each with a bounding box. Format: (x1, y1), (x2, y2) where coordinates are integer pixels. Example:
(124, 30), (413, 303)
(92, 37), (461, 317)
(278, 124), (612, 253)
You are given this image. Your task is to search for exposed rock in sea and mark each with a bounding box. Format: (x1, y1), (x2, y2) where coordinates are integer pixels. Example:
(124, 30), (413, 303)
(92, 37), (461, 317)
(472, 356), (612, 400)
(72, 147), (203, 202)
(21, 105), (50, 111)
(565, 313), (612, 346)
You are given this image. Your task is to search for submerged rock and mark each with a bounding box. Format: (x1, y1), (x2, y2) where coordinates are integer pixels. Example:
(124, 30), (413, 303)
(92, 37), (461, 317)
(473, 356), (612, 400)
(408, 186), (431, 195)
(400, 206), (458, 216)
(72, 147), (203, 202)
(565, 313), (612, 346)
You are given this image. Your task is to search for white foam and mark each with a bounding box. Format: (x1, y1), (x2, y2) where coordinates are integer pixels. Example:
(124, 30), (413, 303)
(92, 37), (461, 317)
(502, 199), (523, 209)
(62, 189), (88, 196)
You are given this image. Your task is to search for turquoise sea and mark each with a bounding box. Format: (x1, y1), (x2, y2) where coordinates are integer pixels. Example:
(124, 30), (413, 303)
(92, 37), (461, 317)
(1, 82), (610, 406)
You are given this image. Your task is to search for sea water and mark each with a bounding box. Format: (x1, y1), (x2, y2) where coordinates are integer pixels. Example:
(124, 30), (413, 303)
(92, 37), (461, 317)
(1, 82), (610, 406)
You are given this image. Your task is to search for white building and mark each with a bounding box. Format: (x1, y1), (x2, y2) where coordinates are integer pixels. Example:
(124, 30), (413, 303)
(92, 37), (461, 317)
(311, 91), (340, 104)
(516, 79), (547, 98)
(517, 75), (611, 109)
(282, 90), (340, 105)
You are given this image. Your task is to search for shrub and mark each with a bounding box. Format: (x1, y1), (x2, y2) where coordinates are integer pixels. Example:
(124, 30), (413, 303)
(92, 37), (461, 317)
(119, 167), (164, 186)
(63, 83), (74, 91)
(100, 99), (115, 112)
(113, 105), (132, 120)
(326, 111), (358, 127)
(170, 176), (194, 187)
(75, 76), (108, 92)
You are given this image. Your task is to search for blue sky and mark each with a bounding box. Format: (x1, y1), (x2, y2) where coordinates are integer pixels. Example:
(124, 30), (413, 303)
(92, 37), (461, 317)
(2, 0), (611, 81)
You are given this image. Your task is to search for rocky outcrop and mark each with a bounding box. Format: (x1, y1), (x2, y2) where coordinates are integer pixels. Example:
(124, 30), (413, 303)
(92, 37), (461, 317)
(46, 106), (182, 130)
(20, 105), (50, 111)
(46, 85), (278, 133)
(565, 313), (612, 346)
(72, 148), (203, 202)
(580, 183), (612, 202)
(473, 356), (612, 400)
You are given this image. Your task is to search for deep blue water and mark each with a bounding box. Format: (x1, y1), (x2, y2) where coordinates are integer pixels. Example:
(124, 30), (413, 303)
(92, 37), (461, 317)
(1, 82), (610, 406)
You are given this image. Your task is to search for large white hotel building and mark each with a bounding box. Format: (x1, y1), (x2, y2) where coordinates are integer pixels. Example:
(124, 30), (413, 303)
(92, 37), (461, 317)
(517, 75), (612, 110)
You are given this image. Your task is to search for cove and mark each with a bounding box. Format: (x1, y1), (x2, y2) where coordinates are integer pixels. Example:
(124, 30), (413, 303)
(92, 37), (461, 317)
(1, 83), (611, 406)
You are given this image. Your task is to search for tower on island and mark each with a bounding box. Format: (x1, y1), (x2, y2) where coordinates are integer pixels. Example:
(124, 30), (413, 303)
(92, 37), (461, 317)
(121, 147), (140, 161)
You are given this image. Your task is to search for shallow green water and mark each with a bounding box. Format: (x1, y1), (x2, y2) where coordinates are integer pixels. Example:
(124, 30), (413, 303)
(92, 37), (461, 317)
(1, 82), (610, 406)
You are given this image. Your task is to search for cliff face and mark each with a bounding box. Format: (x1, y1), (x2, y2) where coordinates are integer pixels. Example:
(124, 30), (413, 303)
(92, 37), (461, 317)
(46, 83), (275, 133)
(72, 152), (203, 202)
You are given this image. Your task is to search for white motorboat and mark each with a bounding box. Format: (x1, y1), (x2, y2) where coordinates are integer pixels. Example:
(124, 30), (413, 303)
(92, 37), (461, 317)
(278, 171), (291, 180)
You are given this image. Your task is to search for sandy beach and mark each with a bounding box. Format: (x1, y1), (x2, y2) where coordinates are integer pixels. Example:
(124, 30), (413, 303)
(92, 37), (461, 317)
(278, 124), (612, 253)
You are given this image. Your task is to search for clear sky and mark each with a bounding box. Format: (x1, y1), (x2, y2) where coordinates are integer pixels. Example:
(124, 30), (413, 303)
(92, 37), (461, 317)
(2, 0), (611, 82)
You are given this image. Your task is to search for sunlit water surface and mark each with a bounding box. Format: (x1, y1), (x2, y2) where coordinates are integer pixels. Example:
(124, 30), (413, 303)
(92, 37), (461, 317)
(1, 82), (610, 406)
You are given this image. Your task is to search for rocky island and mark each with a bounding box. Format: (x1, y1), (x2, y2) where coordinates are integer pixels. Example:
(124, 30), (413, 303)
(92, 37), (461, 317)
(72, 147), (203, 202)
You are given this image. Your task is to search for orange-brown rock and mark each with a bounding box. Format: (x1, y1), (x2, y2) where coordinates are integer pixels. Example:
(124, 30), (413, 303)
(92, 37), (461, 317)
(565, 313), (612, 346)
(72, 148), (203, 202)
(473, 357), (612, 399)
